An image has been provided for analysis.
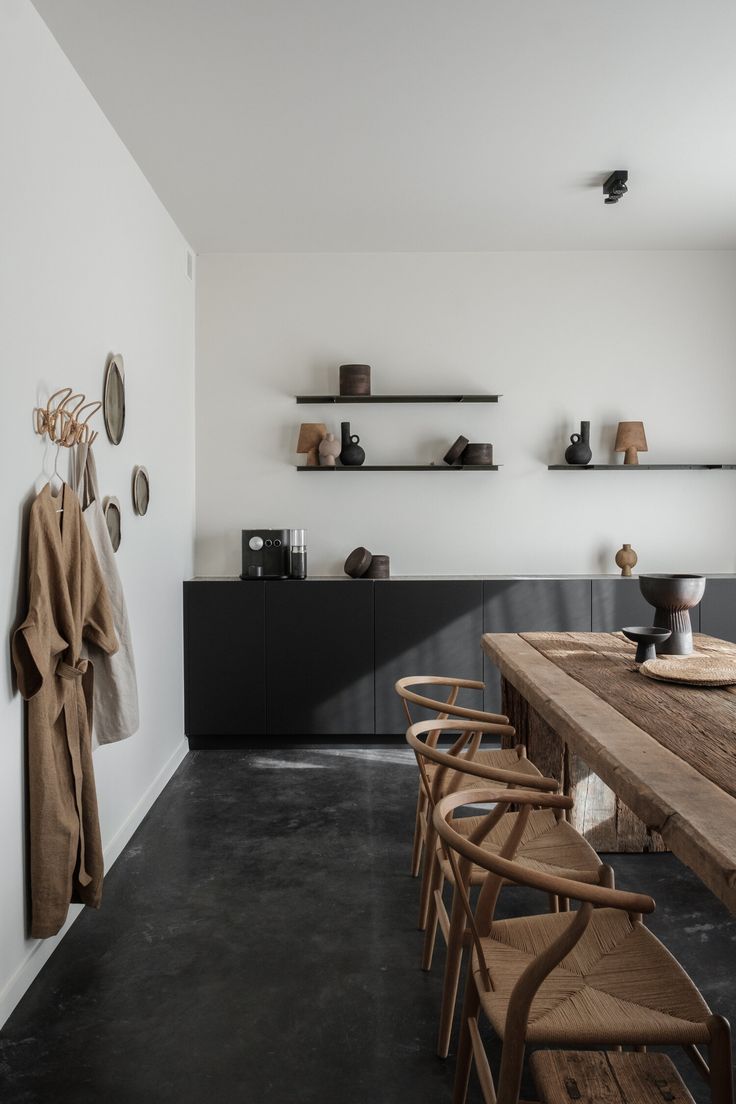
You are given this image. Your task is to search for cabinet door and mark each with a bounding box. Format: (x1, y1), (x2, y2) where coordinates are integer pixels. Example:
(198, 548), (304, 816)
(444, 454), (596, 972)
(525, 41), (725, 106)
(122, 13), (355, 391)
(266, 581), (374, 735)
(483, 580), (592, 713)
(374, 581), (484, 735)
(699, 579), (736, 643)
(184, 581), (266, 740)
(592, 578), (657, 631)
(592, 578), (702, 634)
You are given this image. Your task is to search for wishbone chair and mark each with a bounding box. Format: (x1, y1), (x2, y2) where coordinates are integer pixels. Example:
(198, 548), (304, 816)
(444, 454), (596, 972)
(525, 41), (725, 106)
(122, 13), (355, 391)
(434, 786), (733, 1104)
(395, 676), (513, 881)
(408, 719), (604, 1059)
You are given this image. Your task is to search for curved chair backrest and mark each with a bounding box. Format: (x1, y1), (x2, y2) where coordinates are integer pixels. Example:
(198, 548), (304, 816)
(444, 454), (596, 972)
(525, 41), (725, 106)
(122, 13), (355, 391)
(433, 786), (657, 1104)
(395, 675), (508, 729)
(406, 719), (558, 806)
(433, 785), (655, 959)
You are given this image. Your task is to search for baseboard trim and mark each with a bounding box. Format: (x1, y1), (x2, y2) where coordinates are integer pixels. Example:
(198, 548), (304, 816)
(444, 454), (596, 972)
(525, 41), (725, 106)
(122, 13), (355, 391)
(0, 737), (188, 1028)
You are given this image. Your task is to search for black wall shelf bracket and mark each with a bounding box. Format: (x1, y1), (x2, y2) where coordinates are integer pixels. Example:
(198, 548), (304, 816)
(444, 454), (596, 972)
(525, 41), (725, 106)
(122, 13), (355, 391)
(548, 464), (736, 471)
(295, 394), (500, 404)
(297, 464), (500, 472)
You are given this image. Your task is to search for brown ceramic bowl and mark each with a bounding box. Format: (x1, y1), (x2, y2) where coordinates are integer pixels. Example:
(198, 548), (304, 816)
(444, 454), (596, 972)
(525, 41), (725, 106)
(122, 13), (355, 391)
(461, 442), (493, 466)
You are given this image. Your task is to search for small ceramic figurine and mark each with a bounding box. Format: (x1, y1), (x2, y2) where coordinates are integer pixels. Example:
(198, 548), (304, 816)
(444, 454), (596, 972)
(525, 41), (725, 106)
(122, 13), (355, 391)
(615, 543), (638, 577)
(319, 432), (341, 467)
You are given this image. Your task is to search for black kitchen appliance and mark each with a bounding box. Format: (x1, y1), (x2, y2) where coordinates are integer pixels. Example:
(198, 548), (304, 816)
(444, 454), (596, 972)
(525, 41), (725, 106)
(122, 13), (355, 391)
(241, 529), (290, 579)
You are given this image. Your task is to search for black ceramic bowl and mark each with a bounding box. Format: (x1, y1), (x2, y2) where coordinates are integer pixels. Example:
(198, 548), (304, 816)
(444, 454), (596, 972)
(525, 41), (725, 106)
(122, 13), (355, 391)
(638, 574), (706, 655)
(621, 626), (672, 664)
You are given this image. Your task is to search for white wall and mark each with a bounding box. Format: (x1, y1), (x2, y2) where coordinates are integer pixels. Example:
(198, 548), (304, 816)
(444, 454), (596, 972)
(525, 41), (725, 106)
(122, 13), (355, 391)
(195, 251), (736, 577)
(0, 0), (195, 1023)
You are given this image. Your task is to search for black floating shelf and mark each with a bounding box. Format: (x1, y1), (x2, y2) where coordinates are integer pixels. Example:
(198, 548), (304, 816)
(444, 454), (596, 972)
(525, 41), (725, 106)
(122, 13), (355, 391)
(297, 464), (499, 472)
(295, 394), (500, 404)
(548, 464), (736, 471)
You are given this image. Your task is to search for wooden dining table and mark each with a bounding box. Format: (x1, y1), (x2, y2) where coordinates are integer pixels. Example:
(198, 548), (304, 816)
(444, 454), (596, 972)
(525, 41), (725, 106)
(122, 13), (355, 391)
(482, 630), (736, 915)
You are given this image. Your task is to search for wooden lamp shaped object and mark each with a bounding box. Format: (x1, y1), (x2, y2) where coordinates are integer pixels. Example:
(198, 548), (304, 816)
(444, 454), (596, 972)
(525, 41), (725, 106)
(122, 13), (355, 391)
(615, 421), (648, 465)
(296, 423), (327, 466)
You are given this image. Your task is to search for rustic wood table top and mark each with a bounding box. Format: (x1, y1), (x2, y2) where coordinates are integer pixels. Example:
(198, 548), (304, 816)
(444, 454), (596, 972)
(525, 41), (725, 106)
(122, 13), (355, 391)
(481, 631), (736, 914)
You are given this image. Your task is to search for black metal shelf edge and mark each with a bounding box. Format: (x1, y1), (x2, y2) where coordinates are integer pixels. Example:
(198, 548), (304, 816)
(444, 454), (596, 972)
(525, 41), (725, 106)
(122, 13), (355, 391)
(548, 464), (736, 470)
(297, 464), (500, 472)
(295, 394), (500, 404)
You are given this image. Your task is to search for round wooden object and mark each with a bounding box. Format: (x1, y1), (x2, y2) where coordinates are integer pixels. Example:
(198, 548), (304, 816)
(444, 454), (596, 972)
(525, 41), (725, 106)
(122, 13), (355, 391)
(339, 364), (371, 396)
(615, 543), (638, 577)
(364, 554), (390, 579)
(443, 435), (469, 466)
(461, 442), (493, 466)
(640, 655), (736, 687)
(344, 546), (372, 578)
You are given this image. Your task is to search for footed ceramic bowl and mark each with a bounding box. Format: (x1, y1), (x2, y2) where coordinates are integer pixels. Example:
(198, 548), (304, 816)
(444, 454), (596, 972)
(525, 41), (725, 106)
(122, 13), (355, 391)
(621, 626), (672, 665)
(638, 574), (706, 655)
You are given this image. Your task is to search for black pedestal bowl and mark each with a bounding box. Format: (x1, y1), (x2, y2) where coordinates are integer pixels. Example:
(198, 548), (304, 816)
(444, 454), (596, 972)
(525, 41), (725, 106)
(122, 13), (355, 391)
(621, 626), (673, 664)
(638, 574), (706, 656)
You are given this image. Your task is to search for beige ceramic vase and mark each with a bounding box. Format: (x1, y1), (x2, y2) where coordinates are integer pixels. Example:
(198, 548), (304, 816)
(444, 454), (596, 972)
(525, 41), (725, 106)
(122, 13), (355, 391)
(615, 543), (638, 577)
(319, 433), (341, 467)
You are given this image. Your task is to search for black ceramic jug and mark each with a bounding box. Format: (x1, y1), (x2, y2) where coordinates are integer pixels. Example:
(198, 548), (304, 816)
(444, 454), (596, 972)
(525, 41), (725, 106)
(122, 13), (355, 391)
(565, 420), (592, 465)
(340, 421), (365, 466)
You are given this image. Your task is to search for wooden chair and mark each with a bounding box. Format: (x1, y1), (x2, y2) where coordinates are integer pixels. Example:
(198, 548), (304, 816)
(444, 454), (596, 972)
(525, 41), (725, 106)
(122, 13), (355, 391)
(408, 719), (605, 1059)
(433, 785), (734, 1104)
(394, 675), (520, 882)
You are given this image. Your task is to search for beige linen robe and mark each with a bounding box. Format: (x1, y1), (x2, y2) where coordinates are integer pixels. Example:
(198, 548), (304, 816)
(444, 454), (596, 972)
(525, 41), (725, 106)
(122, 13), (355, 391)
(71, 443), (139, 746)
(13, 483), (118, 938)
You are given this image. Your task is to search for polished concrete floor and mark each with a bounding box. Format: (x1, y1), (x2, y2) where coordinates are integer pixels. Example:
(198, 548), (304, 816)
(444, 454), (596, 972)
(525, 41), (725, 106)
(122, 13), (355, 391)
(2, 745), (735, 1103)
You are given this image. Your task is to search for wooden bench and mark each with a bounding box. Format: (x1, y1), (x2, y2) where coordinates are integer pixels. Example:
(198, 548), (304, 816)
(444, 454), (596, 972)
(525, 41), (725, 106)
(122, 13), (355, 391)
(530, 1050), (696, 1104)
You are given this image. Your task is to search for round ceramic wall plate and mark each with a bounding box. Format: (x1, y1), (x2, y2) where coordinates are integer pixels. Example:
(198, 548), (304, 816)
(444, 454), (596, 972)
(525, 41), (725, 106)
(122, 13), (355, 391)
(132, 465), (150, 516)
(103, 496), (122, 552)
(640, 655), (736, 687)
(103, 354), (126, 445)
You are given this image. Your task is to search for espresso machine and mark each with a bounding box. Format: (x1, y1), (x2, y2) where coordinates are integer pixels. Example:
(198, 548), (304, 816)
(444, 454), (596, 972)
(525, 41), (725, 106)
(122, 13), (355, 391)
(241, 529), (307, 579)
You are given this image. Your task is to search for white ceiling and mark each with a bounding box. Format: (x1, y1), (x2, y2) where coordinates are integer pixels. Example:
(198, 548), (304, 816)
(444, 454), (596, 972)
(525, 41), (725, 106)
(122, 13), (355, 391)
(33, 0), (736, 252)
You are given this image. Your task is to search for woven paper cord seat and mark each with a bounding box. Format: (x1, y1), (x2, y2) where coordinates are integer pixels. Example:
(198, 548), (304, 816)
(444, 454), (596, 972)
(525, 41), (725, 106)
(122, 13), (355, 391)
(475, 906), (712, 1047)
(443, 808), (601, 886)
(425, 747), (542, 793)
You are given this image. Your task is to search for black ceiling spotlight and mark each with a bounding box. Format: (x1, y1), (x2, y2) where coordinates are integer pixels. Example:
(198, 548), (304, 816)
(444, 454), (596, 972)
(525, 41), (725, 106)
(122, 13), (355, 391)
(603, 170), (628, 204)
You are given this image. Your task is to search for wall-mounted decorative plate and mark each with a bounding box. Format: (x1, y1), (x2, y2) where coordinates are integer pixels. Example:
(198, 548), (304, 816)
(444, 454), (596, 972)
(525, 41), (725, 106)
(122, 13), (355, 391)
(103, 496), (122, 552)
(103, 354), (126, 444)
(132, 465), (150, 516)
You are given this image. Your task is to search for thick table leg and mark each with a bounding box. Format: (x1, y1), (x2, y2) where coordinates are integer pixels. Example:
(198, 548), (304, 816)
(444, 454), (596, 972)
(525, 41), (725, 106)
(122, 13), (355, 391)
(500, 678), (666, 854)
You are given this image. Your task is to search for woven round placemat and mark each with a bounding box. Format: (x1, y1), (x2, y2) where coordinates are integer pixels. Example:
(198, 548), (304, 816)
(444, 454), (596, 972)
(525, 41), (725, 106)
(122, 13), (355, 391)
(640, 654), (736, 687)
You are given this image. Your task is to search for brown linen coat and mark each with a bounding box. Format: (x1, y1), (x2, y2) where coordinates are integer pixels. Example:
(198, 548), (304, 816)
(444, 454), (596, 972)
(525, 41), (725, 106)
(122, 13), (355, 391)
(13, 483), (118, 938)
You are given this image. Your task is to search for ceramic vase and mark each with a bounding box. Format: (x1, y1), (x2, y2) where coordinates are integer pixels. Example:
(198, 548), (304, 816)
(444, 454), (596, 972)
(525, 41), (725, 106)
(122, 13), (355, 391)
(340, 422), (365, 466)
(565, 421), (592, 465)
(615, 543), (638, 577)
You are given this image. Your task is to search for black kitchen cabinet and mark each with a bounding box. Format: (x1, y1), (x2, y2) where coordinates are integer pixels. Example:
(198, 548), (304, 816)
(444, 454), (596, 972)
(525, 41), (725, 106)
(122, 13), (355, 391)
(699, 579), (736, 643)
(374, 580), (484, 734)
(482, 580), (592, 712)
(592, 578), (657, 631)
(265, 581), (374, 735)
(184, 574), (734, 742)
(184, 580), (266, 743)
